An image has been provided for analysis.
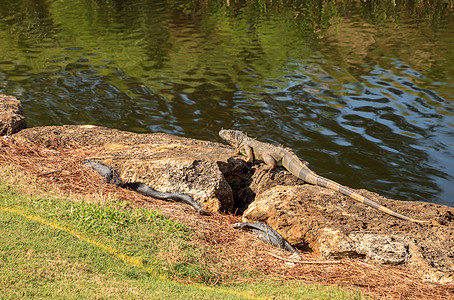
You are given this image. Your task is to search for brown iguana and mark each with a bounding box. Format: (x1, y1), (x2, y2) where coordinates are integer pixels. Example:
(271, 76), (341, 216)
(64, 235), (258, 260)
(219, 129), (427, 224)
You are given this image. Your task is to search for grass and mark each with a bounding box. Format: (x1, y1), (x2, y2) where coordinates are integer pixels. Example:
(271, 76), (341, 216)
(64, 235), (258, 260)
(0, 168), (363, 299)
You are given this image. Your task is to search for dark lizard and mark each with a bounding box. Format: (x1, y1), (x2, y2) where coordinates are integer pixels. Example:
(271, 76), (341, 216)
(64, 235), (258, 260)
(83, 160), (206, 215)
(233, 222), (299, 253)
(219, 129), (427, 224)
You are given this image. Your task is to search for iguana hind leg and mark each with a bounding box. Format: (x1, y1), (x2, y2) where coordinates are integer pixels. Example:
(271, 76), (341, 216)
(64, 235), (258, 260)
(255, 154), (276, 183)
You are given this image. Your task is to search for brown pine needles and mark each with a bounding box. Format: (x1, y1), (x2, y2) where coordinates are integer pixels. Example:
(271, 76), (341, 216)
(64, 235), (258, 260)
(1, 138), (453, 299)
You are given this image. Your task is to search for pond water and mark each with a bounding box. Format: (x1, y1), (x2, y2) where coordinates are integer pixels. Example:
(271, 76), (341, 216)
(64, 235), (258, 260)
(0, 0), (453, 207)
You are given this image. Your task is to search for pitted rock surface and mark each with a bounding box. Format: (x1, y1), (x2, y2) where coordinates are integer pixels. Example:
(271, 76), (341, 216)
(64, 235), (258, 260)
(242, 184), (454, 283)
(0, 94), (26, 136)
(13, 124), (454, 283)
(14, 125), (234, 213)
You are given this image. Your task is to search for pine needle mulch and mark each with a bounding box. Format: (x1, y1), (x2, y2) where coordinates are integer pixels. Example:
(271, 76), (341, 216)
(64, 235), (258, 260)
(1, 138), (453, 299)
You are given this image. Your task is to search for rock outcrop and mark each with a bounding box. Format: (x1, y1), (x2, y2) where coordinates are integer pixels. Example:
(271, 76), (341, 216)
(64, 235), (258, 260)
(242, 180), (454, 283)
(0, 94), (26, 136)
(14, 125), (234, 213)
(12, 124), (454, 283)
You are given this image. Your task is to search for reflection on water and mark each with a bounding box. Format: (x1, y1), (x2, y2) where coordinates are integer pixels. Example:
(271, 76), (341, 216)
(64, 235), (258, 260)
(0, 0), (453, 207)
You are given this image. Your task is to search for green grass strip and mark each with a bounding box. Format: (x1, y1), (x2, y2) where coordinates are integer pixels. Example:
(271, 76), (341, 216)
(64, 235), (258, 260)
(0, 175), (361, 299)
(0, 204), (264, 300)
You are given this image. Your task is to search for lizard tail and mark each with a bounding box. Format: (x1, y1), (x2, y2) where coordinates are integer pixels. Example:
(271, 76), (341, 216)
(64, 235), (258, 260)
(297, 168), (427, 224)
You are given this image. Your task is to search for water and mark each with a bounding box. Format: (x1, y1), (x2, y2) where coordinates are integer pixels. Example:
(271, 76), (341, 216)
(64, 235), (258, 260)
(0, 0), (453, 207)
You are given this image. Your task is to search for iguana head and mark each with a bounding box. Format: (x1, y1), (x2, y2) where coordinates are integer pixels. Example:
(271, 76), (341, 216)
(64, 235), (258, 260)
(219, 129), (247, 149)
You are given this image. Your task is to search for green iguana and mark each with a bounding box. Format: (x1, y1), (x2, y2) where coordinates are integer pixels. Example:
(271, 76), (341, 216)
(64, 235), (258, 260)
(219, 129), (427, 224)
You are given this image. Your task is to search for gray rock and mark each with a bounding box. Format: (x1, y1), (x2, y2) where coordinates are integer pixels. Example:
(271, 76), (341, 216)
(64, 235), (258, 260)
(349, 233), (412, 265)
(14, 125), (234, 213)
(243, 184), (454, 283)
(0, 94), (26, 136)
(12, 124), (454, 283)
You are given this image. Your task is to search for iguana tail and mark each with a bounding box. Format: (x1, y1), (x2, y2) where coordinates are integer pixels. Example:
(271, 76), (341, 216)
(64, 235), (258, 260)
(283, 156), (427, 224)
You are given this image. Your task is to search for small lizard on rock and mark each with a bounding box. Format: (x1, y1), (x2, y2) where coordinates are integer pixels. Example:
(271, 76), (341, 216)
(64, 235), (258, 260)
(219, 129), (427, 224)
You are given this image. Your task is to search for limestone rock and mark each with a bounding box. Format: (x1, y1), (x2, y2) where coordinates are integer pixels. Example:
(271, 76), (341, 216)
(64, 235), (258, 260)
(243, 184), (454, 283)
(349, 233), (412, 265)
(0, 94), (26, 136)
(110, 157), (232, 213)
(14, 125), (234, 213)
(12, 124), (454, 283)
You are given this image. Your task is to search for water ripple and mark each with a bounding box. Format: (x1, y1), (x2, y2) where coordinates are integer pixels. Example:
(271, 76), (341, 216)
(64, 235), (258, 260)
(0, 0), (453, 207)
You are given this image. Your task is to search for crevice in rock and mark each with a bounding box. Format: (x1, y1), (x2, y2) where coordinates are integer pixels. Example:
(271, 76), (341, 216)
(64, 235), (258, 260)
(218, 157), (309, 215)
(9, 122), (454, 284)
(217, 158), (256, 215)
(294, 242), (313, 253)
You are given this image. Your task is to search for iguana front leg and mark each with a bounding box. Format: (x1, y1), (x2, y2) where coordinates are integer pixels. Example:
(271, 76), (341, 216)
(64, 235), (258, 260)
(255, 154), (277, 182)
(234, 146), (276, 182)
(234, 145), (254, 162)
